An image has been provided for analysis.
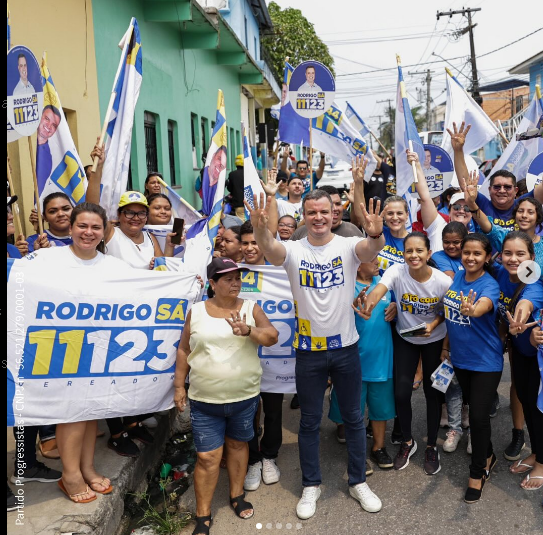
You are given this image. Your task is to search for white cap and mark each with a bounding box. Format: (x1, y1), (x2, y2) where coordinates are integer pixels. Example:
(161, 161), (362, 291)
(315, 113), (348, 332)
(449, 192), (466, 206)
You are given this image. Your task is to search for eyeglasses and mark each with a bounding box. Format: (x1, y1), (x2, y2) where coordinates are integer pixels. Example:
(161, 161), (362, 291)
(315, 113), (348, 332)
(121, 209), (148, 220)
(278, 223), (296, 229)
(451, 204), (471, 212)
(297, 167), (308, 171)
(491, 184), (514, 192)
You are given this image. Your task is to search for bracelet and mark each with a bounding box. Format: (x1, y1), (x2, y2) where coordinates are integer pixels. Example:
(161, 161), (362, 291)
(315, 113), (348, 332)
(242, 325), (252, 337)
(368, 232), (383, 239)
(442, 348), (450, 353)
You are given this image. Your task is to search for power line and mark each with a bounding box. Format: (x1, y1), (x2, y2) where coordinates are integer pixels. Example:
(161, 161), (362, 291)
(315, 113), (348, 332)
(478, 28), (542, 58)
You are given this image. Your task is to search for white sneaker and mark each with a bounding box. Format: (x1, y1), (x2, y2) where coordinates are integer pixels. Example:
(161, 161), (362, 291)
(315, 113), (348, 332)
(244, 462), (262, 491)
(296, 486), (321, 519)
(439, 405), (449, 428)
(443, 430), (462, 453)
(461, 405), (470, 429)
(349, 482), (382, 513)
(141, 416), (159, 429)
(262, 458), (280, 485)
(467, 432), (472, 455)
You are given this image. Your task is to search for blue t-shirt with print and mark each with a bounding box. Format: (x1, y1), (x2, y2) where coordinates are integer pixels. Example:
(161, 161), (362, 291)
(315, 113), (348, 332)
(475, 191), (534, 232)
(445, 270), (503, 372)
(7, 243), (22, 259)
(378, 227), (405, 276)
(354, 278), (393, 381)
(495, 265), (543, 357)
(432, 251), (464, 275)
(27, 231), (73, 252)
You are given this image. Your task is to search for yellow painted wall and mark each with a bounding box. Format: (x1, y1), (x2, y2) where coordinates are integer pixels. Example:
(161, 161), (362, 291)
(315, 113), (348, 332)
(7, 0), (101, 236)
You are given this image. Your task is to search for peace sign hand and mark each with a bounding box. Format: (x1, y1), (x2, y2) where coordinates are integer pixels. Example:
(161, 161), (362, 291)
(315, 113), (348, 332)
(351, 286), (374, 320)
(225, 311), (250, 336)
(460, 290), (477, 317)
(446, 121), (471, 152)
(506, 310), (538, 336)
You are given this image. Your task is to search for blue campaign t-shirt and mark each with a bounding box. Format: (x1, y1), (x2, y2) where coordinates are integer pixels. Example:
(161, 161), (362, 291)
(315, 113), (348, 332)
(445, 270), (503, 372)
(27, 231), (73, 252)
(378, 227), (405, 276)
(354, 278), (393, 382)
(7, 243), (22, 259)
(495, 265), (543, 357)
(476, 191), (534, 232)
(432, 251), (464, 275)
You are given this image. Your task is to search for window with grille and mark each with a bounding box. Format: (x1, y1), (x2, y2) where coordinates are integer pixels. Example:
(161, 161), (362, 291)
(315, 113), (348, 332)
(168, 121), (177, 186)
(144, 112), (158, 175)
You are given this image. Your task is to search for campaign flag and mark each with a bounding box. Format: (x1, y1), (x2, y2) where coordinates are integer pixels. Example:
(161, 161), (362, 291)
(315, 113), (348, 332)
(345, 102), (371, 138)
(311, 103), (377, 177)
(395, 60), (425, 197)
(100, 17), (143, 220)
(242, 122), (265, 219)
(278, 61), (310, 145)
(182, 90), (227, 277)
(36, 54), (87, 207)
(7, 4), (11, 51)
(6, 255), (201, 425)
(157, 178), (202, 226)
(6, 4), (21, 144)
(239, 264), (296, 394)
(441, 70), (499, 156)
(480, 94), (543, 197)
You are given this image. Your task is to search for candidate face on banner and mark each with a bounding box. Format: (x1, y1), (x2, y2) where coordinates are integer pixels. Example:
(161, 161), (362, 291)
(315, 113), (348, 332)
(289, 61), (335, 119)
(526, 152), (543, 192)
(408, 144), (454, 199)
(6, 45), (44, 137)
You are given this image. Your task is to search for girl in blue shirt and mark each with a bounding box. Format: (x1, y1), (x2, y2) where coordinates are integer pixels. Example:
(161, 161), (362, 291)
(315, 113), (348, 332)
(443, 233), (502, 503)
(378, 196), (409, 275)
(431, 222), (467, 279)
(497, 232), (543, 491)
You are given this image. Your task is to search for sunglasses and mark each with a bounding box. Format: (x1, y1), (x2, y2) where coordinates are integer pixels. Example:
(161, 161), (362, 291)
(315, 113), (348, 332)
(278, 222), (296, 229)
(297, 167), (308, 171)
(121, 209), (148, 220)
(450, 204), (472, 212)
(491, 184), (514, 192)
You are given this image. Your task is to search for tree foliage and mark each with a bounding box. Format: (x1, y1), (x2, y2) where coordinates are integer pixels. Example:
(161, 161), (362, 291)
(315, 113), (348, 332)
(262, 2), (334, 82)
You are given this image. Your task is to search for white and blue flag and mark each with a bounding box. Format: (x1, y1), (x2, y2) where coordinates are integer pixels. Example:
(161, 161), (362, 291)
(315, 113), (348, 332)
(242, 122), (265, 219)
(345, 102), (371, 138)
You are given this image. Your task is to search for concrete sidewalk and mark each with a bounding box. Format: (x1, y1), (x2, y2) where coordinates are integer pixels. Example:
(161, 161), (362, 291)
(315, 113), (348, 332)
(7, 411), (190, 535)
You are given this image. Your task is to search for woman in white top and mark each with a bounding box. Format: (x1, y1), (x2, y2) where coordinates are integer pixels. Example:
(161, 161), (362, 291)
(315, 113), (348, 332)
(174, 257), (277, 535)
(355, 232), (451, 476)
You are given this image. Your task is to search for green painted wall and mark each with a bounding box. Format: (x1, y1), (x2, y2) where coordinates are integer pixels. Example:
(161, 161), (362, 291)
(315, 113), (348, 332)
(92, 0), (243, 208)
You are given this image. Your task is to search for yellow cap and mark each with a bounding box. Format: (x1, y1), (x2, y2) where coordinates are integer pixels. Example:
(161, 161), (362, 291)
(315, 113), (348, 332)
(118, 191), (149, 208)
(235, 154), (244, 167)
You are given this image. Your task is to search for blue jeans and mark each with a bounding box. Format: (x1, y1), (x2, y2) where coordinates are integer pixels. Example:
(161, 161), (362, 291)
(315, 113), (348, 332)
(445, 375), (463, 433)
(296, 343), (366, 487)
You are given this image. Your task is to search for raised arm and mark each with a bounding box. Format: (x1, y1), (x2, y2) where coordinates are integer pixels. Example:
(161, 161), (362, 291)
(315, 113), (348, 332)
(244, 193), (287, 266)
(354, 197), (385, 261)
(280, 146), (289, 173)
(463, 169), (492, 233)
(261, 167), (279, 236)
(447, 122), (471, 191)
(407, 149), (438, 228)
(351, 155), (367, 228)
(315, 152), (326, 180)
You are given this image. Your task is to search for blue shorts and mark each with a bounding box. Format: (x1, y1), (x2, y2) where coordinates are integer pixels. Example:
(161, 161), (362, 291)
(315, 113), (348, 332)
(329, 378), (395, 422)
(189, 395), (260, 453)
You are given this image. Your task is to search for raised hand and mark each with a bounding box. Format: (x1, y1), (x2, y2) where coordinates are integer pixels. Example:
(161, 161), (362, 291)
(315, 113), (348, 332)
(359, 197), (383, 237)
(244, 193), (271, 232)
(225, 311), (250, 336)
(261, 167), (279, 196)
(351, 155), (368, 185)
(15, 234), (29, 256)
(34, 233), (50, 250)
(90, 137), (105, 168)
(446, 121), (471, 152)
(345, 182), (355, 205)
(460, 290), (477, 316)
(506, 310), (538, 336)
(464, 169), (479, 205)
(406, 149), (420, 165)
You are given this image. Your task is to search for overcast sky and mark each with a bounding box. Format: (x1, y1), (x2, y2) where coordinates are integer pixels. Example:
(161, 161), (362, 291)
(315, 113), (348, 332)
(270, 0), (542, 131)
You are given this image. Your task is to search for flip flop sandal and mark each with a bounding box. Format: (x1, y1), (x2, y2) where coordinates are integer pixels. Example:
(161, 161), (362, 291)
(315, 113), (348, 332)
(87, 477), (113, 494)
(39, 439), (61, 460)
(510, 460), (534, 474)
(192, 515), (213, 535)
(521, 474), (543, 491)
(230, 493), (254, 519)
(58, 480), (97, 504)
(412, 380), (422, 391)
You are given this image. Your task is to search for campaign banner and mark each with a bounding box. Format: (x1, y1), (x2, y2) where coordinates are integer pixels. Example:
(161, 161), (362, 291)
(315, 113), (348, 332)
(6, 258), (201, 426)
(239, 264), (296, 394)
(408, 144), (454, 199)
(526, 152), (543, 192)
(289, 60), (335, 119)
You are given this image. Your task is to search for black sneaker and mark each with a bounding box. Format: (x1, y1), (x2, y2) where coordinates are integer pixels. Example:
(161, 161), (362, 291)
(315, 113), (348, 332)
(127, 422), (154, 445)
(423, 446), (441, 475)
(370, 448), (393, 469)
(366, 421), (373, 439)
(394, 440), (417, 471)
(7, 485), (18, 512)
(390, 431), (403, 445)
(10, 461), (62, 484)
(290, 394), (300, 410)
(108, 432), (140, 457)
(503, 428), (525, 461)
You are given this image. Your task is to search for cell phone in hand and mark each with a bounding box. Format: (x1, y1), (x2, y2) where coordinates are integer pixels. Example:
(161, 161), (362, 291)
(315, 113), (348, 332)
(171, 218), (185, 245)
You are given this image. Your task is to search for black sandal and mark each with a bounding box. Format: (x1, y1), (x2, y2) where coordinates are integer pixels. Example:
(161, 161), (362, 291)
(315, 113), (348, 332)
(192, 514), (212, 535)
(230, 492), (254, 519)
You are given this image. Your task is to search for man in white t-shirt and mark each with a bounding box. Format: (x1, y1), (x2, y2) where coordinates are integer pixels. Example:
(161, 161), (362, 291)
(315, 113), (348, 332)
(276, 177), (304, 223)
(246, 187), (385, 519)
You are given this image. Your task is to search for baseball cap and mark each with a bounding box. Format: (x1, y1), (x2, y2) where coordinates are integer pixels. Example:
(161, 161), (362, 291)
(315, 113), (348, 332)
(7, 195), (18, 207)
(118, 191), (149, 208)
(449, 192), (467, 206)
(207, 257), (248, 280)
(277, 170), (289, 182)
(235, 154), (244, 167)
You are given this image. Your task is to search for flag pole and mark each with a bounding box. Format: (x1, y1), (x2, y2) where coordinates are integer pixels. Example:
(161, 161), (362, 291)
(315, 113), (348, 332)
(309, 120), (313, 190)
(397, 54), (418, 184)
(273, 56), (290, 169)
(155, 175), (199, 214)
(27, 137), (44, 234)
(370, 130), (393, 161)
(536, 84), (542, 108)
(7, 158), (23, 236)
(91, 21), (135, 172)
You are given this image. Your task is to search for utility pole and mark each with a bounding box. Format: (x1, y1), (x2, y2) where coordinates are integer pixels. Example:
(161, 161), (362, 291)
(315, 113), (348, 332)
(377, 98), (394, 145)
(437, 7), (482, 105)
(409, 69), (434, 130)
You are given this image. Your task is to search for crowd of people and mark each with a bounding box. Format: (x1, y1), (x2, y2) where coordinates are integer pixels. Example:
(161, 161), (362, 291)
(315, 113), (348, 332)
(7, 123), (543, 534)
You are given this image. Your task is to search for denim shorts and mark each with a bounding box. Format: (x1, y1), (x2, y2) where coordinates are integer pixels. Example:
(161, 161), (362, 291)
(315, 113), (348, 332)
(189, 395), (260, 453)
